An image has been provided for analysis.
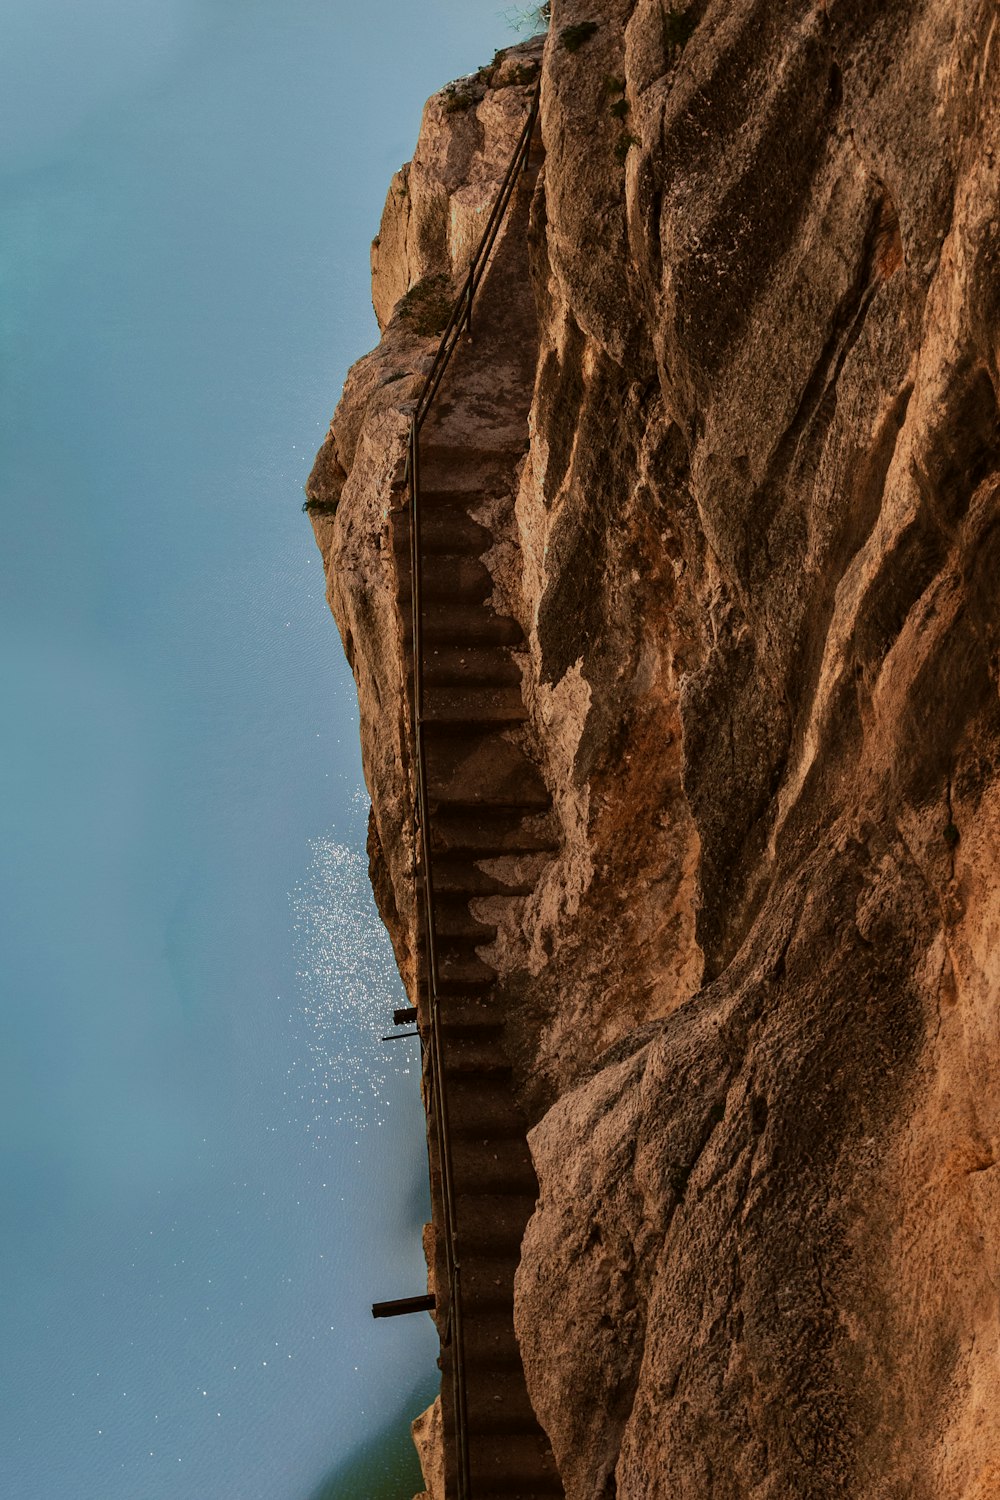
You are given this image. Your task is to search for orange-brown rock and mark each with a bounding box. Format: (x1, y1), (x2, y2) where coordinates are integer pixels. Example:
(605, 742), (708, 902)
(310, 3), (1000, 1495)
(411, 1395), (445, 1500)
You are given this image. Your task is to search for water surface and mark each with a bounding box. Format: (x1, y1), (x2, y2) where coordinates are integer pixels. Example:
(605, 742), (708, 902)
(0, 2), (517, 1495)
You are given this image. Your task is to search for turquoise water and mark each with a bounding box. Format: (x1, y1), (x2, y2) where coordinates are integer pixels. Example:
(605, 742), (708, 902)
(0, 3), (516, 1496)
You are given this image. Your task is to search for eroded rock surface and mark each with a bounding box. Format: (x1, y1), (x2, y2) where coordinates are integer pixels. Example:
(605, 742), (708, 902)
(310, 4), (1000, 1495)
(412, 1396), (445, 1500)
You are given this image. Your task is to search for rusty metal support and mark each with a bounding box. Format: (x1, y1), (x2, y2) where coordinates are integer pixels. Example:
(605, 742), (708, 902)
(371, 1294), (436, 1319)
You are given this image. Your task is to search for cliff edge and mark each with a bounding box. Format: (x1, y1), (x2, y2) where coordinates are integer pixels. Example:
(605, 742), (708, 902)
(310, 4), (1000, 1495)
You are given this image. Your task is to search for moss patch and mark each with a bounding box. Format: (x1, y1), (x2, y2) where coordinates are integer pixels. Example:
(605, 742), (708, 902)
(397, 275), (453, 338)
(614, 132), (640, 163)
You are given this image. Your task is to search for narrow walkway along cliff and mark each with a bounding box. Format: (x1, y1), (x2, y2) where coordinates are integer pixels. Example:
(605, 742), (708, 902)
(394, 89), (562, 1498)
(309, 7), (1000, 1498)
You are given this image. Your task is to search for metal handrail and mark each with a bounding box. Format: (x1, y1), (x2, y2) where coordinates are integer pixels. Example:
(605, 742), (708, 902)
(406, 79), (540, 1500)
(406, 80), (541, 457)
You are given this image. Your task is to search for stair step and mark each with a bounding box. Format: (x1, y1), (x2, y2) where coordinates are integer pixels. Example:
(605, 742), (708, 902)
(439, 1362), (557, 1494)
(437, 951), (496, 988)
(434, 995), (498, 1028)
(420, 506), (493, 556)
(425, 734), (550, 811)
(456, 1254), (516, 1307)
(431, 809), (559, 856)
(424, 646), (521, 687)
(459, 1310), (523, 1367)
(434, 974), (495, 997)
(455, 1192), (537, 1250)
(433, 899), (497, 944)
(429, 856), (534, 896)
(464, 1385), (542, 1438)
(469, 1478), (564, 1498)
(441, 1036), (511, 1076)
(424, 645), (521, 688)
(467, 1434), (562, 1492)
(449, 1142), (538, 1196)
(445, 1069), (521, 1105)
(466, 1482), (564, 1500)
(447, 1090), (525, 1137)
(416, 930), (493, 959)
(419, 603), (524, 647)
(445, 1068), (521, 1102)
(421, 684), (528, 725)
(439, 1016), (505, 1042)
(417, 447), (523, 490)
(410, 486), (484, 513)
(400, 553), (493, 605)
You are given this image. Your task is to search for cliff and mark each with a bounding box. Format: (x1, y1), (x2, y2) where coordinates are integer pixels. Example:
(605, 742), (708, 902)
(309, 4), (1000, 1496)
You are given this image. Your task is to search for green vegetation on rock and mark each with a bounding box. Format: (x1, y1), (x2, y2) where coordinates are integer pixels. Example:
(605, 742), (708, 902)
(397, 274), (453, 337)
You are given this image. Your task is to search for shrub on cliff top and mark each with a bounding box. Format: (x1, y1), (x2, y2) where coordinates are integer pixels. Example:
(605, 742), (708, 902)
(442, 47), (539, 111)
(501, 60), (541, 87)
(443, 81), (478, 113)
(505, 2), (550, 32)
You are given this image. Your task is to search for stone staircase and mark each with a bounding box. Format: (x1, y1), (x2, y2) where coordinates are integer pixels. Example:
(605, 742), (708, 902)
(395, 132), (564, 1500)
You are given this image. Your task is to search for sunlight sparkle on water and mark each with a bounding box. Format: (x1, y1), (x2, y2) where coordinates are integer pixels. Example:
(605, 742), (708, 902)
(290, 826), (415, 1140)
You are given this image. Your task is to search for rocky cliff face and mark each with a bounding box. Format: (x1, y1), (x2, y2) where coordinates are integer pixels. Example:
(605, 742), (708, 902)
(310, 4), (1000, 1495)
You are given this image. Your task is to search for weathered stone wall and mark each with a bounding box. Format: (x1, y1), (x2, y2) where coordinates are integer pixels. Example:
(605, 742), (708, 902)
(310, 4), (1000, 1494)
(306, 38), (544, 996)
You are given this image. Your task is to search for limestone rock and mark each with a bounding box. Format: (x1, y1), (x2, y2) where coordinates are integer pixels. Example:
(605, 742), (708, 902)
(371, 41), (544, 331)
(411, 1396), (445, 1500)
(310, 3), (1000, 1495)
(306, 38), (543, 989)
